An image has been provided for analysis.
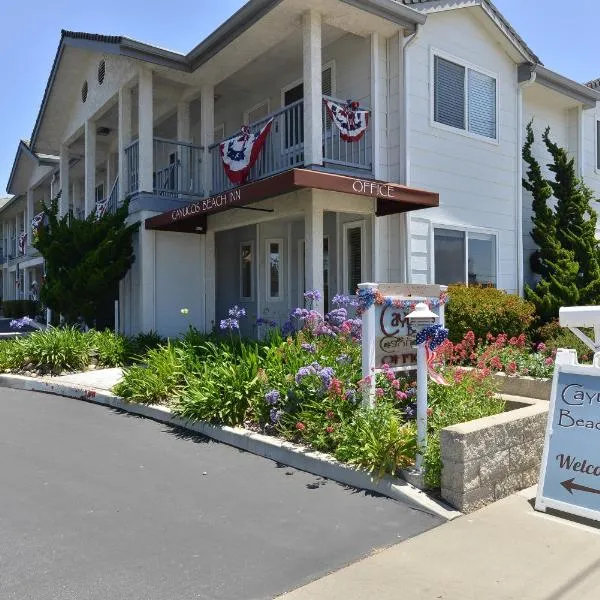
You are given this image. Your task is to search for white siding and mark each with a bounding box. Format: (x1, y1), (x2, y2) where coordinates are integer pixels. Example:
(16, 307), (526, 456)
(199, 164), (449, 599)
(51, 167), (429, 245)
(404, 9), (519, 292)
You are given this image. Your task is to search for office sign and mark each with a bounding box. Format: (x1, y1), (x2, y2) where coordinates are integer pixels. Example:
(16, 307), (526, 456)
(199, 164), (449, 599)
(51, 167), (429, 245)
(536, 351), (600, 521)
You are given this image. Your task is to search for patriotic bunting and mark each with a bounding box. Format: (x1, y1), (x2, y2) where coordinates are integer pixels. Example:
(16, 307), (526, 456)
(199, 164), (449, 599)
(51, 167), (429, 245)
(18, 232), (27, 255)
(220, 118), (274, 185)
(324, 99), (370, 143)
(96, 199), (109, 220)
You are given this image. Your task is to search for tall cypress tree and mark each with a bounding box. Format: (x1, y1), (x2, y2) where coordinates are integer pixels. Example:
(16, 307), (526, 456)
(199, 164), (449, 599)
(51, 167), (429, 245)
(542, 128), (600, 303)
(34, 196), (139, 327)
(523, 122), (581, 321)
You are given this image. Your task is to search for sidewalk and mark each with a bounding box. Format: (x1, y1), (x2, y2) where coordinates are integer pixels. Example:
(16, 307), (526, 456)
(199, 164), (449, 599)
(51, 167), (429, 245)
(279, 486), (600, 600)
(44, 367), (123, 391)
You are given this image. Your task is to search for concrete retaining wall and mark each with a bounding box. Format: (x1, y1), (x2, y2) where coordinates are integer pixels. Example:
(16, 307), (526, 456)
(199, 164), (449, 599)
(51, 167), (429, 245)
(440, 399), (548, 513)
(493, 373), (552, 401)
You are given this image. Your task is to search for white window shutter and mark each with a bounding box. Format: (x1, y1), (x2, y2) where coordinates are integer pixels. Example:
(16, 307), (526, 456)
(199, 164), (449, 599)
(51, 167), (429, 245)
(434, 56), (465, 130)
(468, 69), (497, 139)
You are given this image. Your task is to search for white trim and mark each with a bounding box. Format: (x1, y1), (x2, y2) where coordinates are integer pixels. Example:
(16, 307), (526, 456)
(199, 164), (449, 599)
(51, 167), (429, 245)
(342, 220), (367, 296)
(243, 99), (270, 126)
(239, 240), (255, 301)
(280, 60), (337, 106)
(265, 237), (284, 301)
(298, 238), (305, 306)
(431, 223), (499, 286)
(430, 47), (500, 145)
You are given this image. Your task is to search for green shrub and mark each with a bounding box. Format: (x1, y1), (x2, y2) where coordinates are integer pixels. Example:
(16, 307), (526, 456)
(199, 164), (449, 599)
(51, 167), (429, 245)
(445, 284), (536, 343)
(14, 327), (93, 373)
(127, 331), (166, 359)
(89, 329), (129, 367)
(536, 320), (593, 362)
(175, 341), (261, 426)
(334, 402), (417, 477)
(113, 342), (191, 404)
(3, 300), (41, 319)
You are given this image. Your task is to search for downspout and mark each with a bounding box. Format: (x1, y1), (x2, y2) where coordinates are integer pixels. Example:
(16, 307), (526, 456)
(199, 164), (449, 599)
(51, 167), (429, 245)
(516, 68), (536, 297)
(401, 24), (420, 283)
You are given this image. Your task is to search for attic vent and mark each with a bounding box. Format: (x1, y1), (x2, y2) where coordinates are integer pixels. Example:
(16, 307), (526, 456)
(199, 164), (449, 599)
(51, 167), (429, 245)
(98, 60), (106, 85)
(81, 80), (88, 103)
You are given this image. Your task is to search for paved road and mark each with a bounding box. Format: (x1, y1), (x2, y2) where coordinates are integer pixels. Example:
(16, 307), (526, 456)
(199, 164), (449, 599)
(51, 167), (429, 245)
(0, 389), (443, 600)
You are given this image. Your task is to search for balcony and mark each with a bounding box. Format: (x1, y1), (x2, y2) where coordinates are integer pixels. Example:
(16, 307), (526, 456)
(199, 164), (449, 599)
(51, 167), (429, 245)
(209, 95), (373, 196)
(125, 138), (204, 199)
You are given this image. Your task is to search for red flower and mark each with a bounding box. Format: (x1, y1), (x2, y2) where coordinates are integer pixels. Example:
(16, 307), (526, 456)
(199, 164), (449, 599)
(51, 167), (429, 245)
(376, 387), (385, 398)
(326, 410), (335, 420)
(326, 426), (334, 434)
(507, 361), (517, 375)
(545, 357), (554, 366)
(296, 422), (306, 431)
(427, 407), (433, 417)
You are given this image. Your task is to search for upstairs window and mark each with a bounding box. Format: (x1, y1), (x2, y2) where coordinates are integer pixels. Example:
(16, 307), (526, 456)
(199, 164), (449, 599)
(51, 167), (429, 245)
(434, 54), (497, 140)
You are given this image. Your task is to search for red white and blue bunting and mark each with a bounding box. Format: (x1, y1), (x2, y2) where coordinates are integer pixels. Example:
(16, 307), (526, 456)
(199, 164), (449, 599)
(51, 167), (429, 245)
(324, 99), (370, 143)
(416, 324), (449, 386)
(18, 232), (27, 255)
(31, 212), (44, 233)
(220, 118), (274, 185)
(96, 199), (109, 220)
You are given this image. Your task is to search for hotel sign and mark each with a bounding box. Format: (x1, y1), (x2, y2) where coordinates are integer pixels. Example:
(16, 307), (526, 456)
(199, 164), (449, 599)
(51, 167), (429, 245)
(536, 352), (600, 522)
(170, 189), (243, 222)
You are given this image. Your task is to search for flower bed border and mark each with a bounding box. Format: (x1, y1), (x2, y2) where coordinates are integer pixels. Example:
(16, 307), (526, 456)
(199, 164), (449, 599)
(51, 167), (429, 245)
(0, 373), (460, 522)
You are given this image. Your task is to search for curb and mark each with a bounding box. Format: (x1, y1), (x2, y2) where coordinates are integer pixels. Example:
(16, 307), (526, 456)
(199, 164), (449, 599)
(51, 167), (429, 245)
(0, 374), (461, 522)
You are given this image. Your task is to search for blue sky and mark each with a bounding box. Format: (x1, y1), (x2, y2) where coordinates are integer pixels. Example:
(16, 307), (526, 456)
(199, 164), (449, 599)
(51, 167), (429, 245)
(0, 0), (598, 195)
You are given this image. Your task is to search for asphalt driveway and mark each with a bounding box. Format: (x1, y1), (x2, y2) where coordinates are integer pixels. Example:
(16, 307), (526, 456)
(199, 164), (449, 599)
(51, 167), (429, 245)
(0, 389), (443, 600)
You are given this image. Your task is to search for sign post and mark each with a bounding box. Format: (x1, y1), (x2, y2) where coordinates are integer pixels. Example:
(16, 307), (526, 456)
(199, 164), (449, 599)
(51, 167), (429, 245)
(358, 283), (448, 470)
(536, 306), (600, 522)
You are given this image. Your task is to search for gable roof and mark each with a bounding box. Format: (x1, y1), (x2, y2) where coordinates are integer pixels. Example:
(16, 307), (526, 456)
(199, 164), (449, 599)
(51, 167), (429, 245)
(401, 0), (540, 64)
(6, 140), (58, 195)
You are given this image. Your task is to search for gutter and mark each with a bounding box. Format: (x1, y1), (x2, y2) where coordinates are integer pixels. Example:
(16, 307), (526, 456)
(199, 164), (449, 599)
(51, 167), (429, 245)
(519, 63), (600, 109)
(516, 67), (536, 297)
(400, 24), (421, 284)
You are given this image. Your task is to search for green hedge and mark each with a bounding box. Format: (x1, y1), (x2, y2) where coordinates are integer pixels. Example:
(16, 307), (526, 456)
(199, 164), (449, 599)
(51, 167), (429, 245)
(3, 300), (41, 319)
(445, 285), (536, 343)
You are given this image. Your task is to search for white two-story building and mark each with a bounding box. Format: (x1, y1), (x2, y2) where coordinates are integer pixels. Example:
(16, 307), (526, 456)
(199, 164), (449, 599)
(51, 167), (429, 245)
(3, 0), (600, 336)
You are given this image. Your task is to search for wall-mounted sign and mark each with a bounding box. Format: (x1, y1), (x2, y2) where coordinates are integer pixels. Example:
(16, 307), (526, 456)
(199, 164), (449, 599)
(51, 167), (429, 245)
(536, 351), (600, 522)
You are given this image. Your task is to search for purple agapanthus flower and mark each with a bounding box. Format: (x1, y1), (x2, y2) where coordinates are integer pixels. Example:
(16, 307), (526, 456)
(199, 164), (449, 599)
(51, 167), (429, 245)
(336, 353), (352, 365)
(314, 324), (336, 337)
(270, 408), (283, 424)
(265, 390), (280, 405)
(301, 343), (316, 354)
(318, 367), (335, 390)
(10, 316), (34, 330)
(219, 318), (239, 331)
(290, 307), (309, 320)
(228, 305), (246, 319)
(295, 364), (317, 385)
(303, 289), (322, 304)
(345, 389), (358, 404)
(256, 317), (277, 328)
(281, 320), (296, 336)
(325, 307), (347, 327)
(332, 294), (359, 308)
(404, 403), (417, 420)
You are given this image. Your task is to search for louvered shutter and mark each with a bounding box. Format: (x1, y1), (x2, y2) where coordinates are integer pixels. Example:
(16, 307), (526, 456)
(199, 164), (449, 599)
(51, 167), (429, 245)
(434, 56), (465, 130)
(468, 69), (496, 139)
(346, 227), (362, 294)
(322, 66), (332, 97)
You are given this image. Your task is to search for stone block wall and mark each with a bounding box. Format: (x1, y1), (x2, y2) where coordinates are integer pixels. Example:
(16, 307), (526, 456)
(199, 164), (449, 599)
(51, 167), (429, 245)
(440, 401), (549, 513)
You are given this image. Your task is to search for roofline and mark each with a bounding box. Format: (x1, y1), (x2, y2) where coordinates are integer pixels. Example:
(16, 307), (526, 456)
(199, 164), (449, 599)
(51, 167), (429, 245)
(6, 141), (38, 195)
(519, 63), (600, 108)
(187, 0), (425, 69)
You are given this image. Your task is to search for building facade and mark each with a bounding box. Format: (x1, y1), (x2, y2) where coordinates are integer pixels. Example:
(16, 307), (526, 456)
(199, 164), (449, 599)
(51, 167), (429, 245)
(3, 0), (600, 335)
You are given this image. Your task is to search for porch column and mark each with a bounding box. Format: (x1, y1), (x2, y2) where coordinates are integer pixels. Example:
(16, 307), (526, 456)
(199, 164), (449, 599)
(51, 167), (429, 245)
(26, 189), (33, 247)
(302, 10), (323, 168)
(370, 32), (382, 179)
(203, 231), (216, 331)
(304, 194), (324, 314)
(59, 144), (70, 217)
(177, 101), (191, 195)
(118, 86), (132, 201)
(139, 225), (156, 332)
(200, 85), (215, 196)
(84, 119), (96, 217)
(138, 69), (154, 193)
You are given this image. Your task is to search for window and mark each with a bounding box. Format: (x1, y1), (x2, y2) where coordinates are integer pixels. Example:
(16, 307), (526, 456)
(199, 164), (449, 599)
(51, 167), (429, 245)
(266, 239), (283, 299)
(433, 55), (497, 139)
(95, 183), (105, 203)
(240, 242), (254, 300)
(344, 223), (364, 295)
(98, 60), (106, 85)
(434, 227), (497, 286)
